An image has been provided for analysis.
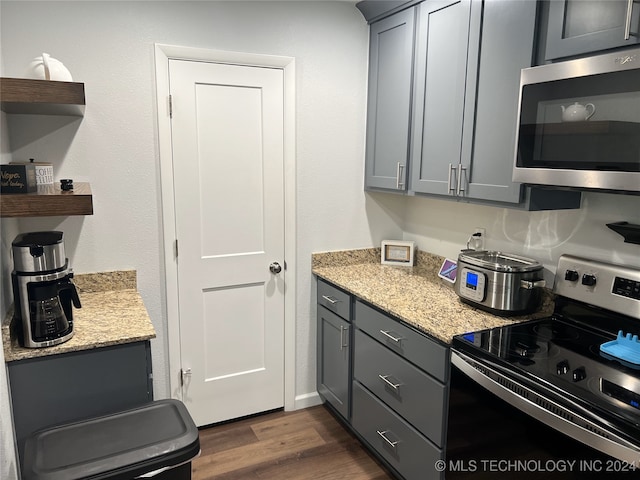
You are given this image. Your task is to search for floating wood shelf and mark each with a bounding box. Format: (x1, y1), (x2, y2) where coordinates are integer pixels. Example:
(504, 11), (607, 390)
(1, 183), (93, 217)
(0, 77), (85, 116)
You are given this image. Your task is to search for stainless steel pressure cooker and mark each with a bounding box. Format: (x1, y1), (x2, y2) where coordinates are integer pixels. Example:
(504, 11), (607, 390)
(454, 250), (545, 315)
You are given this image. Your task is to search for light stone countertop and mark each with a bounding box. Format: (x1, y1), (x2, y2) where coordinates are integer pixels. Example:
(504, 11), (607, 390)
(312, 248), (554, 345)
(2, 270), (156, 363)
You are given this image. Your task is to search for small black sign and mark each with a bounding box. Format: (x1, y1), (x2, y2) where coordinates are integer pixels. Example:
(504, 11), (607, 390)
(1, 164), (38, 193)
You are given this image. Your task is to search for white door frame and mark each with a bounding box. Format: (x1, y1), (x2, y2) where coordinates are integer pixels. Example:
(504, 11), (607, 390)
(154, 43), (296, 412)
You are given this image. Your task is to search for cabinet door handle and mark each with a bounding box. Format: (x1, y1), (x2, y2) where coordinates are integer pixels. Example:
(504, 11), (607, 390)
(376, 430), (399, 449)
(340, 325), (349, 350)
(321, 295), (339, 305)
(379, 330), (403, 344)
(396, 162), (405, 189)
(447, 163), (457, 194)
(624, 0), (636, 40)
(378, 374), (401, 391)
(457, 164), (467, 195)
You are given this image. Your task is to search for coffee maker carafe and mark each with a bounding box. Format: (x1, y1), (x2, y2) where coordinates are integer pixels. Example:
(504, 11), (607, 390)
(12, 231), (81, 348)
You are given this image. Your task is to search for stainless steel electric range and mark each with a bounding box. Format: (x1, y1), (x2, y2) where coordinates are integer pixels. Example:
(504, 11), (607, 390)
(446, 255), (640, 479)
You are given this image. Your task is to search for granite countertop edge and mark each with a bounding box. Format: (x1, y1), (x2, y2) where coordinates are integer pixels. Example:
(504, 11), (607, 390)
(312, 248), (554, 344)
(3, 270), (156, 363)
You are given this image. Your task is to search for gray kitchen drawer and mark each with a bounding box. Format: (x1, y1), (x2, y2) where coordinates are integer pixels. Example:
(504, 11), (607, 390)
(355, 300), (448, 382)
(318, 279), (351, 321)
(354, 328), (446, 447)
(352, 380), (443, 480)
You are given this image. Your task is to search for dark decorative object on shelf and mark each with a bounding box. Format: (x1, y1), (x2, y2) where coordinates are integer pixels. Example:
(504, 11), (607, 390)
(60, 178), (74, 191)
(607, 222), (640, 245)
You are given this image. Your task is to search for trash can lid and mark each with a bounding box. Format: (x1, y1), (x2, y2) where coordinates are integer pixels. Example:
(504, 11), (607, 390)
(23, 399), (200, 480)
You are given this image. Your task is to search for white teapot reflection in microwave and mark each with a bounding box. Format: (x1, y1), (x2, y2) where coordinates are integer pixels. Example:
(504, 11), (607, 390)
(561, 102), (596, 122)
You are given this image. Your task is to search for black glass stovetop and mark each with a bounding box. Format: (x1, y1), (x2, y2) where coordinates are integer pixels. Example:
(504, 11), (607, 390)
(452, 298), (640, 426)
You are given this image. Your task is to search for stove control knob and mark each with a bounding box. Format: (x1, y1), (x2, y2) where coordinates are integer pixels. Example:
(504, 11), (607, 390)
(572, 367), (586, 382)
(582, 274), (597, 287)
(557, 360), (570, 375)
(564, 270), (579, 282)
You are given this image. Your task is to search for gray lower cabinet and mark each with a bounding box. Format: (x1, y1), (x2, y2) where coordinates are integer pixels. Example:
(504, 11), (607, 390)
(352, 299), (448, 480)
(8, 340), (153, 469)
(317, 279), (352, 420)
(545, 0), (640, 61)
(365, 6), (416, 191)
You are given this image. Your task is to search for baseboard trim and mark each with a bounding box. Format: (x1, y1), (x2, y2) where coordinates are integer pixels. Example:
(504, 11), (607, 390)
(291, 391), (322, 411)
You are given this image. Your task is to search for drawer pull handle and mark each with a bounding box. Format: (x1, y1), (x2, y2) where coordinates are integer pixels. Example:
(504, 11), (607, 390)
(321, 295), (340, 305)
(340, 325), (349, 350)
(376, 430), (399, 448)
(378, 374), (401, 390)
(379, 330), (403, 343)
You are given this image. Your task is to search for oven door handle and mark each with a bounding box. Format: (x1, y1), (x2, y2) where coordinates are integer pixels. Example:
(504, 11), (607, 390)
(451, 350), (640, 466)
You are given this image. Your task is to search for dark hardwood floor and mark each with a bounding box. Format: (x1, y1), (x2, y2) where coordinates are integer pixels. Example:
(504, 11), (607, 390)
(191, 405), (394, 480)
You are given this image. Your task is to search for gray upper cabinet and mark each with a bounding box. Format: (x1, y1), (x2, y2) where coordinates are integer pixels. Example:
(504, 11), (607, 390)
(459, 0), (538, 204)
(545, 0), (640, 61)
(361, 0), (581, 210)
(365, 7), (416, 191)
(410, 0), (471, 196)
(411, 0), (538, 203)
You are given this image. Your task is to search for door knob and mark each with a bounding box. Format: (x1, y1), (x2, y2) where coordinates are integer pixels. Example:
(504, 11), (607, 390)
(269, 262), (282, 274)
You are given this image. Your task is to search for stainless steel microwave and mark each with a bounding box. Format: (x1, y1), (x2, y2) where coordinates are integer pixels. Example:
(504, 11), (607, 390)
(513, 47), (640, 194)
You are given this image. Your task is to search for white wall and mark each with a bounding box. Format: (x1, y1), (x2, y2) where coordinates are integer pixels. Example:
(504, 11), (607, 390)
(402, 192), (640, 283)
(0, 0), (402, 420)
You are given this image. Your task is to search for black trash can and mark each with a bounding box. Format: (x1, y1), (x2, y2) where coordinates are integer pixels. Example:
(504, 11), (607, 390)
(22, 399), (200, 480)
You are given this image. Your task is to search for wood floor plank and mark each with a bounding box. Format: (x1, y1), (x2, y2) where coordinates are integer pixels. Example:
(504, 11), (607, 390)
(192, 405), (394, 480)
(252, 441), (392, 480)
(251, 409), (318, 440)
(192, 427), (326, 478)
(197, 423), (259, 457)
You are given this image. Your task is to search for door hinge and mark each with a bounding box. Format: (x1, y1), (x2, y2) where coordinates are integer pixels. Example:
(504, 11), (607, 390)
(180, 368), (192, 387)
(169, 94), (173, 118)
(174, 239), (178, 259)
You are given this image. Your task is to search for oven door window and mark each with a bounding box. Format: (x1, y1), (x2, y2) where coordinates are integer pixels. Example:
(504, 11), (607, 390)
(517, 68), (640, 173)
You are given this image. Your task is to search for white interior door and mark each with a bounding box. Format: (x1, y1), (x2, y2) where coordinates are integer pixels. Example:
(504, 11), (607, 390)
(169, 59), (285, 426)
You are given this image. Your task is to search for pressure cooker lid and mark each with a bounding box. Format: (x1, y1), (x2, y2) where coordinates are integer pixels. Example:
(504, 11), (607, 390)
(458, 250), (542, 272)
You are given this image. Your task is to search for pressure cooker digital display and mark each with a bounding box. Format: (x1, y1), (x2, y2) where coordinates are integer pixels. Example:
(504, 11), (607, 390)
(466, 272), (479, 290)
(459, 268), (486, 302)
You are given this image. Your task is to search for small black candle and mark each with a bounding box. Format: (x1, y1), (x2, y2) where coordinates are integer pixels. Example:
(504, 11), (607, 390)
(60, 179), (74, 191)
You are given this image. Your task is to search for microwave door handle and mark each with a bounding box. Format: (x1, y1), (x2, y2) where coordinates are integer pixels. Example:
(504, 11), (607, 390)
(624, 0), (635, 40)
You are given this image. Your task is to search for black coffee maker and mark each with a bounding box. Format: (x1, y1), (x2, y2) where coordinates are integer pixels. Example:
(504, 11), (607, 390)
(12, 231), (81, 348)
